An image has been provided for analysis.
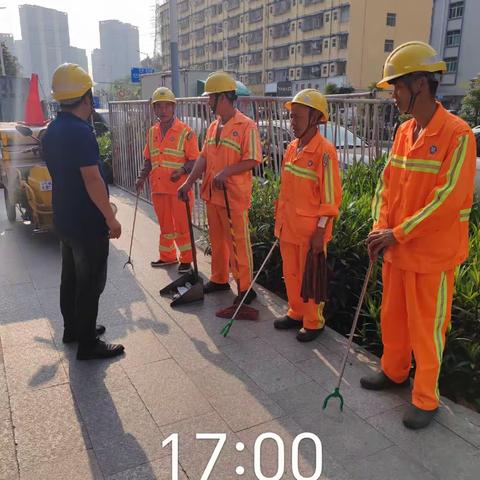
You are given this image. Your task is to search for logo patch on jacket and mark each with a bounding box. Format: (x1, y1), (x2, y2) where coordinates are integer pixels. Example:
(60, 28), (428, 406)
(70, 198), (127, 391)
(323, 153), (329, 166)
(170, 136), (175, 142)
(308, 160), (314, 167)
(430, 145), (438, 154)
(232, 131), (239, 137)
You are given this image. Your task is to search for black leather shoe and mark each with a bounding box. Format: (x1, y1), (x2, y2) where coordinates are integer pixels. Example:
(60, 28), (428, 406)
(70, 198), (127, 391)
(151, 259), (177, 268)
(273, 316), (302, 330)
(296, 327), (324, 342)
(234, 289), (257, 305)
(360, 371), (410, 391)
(63, 324), (106, 344)
(203, 281), (231, 294)
(403, 405), (438, 430)
(77, 339), (125, 361)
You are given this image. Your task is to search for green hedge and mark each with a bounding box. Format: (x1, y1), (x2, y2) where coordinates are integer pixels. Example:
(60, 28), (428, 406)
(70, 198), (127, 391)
(249, 160), (480, 411)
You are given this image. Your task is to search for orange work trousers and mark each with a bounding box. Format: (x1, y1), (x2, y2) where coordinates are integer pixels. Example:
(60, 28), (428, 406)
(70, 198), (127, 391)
(152, 193), (192, 263)
(380, 261), (454, 411)
(280, 240), (325, 330)
(207, 202), (253, 291)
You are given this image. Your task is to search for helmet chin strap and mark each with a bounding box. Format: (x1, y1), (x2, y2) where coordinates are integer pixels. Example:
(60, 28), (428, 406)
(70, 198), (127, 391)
(211, 93), (221, 115)
(297, 108), (319, 140)
(403, 74), (421, 115)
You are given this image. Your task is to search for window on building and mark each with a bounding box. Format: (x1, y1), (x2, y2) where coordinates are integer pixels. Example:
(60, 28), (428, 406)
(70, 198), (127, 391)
(297, 45), (301, 52)
(446, 30), (461, 47)
(291, 22), (296, 30)
(322, 65), (328, 76)
(448, 1), (464, 19)
(333, 10), (338, 21)
(386, 13), (396, 27)
(330, 63), (335, 73)
(332, 37), (336, 48)
(324, 39), (329, 49)
(325, 13), (330, 22)
(384, 39), (394, 52)
(290, 46), (295, 54)
(445, 57), (458, 73)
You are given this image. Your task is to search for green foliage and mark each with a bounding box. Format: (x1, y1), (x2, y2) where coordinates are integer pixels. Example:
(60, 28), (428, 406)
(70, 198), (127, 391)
(249, 170), (284, 297)
(324, 83), (355, 95)
(324, 83), (338, 95)
(97, 133), (113, 184)
(249, 159), (480, 411)
(460, 78), (480, 127)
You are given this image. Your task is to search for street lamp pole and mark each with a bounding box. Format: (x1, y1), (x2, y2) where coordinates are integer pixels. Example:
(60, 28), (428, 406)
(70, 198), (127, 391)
(169, 0), (180, 96)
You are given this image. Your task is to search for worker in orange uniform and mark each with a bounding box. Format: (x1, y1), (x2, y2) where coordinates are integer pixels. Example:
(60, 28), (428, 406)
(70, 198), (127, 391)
(362, 41), (476, 429)
(136, 87), (199, 273)
(178, 71), (262, 304)
(273, 89), (342, 342)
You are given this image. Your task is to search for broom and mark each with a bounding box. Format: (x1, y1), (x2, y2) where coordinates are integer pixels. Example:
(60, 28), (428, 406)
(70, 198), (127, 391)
(216, 187), (259, 328)
(219, 238), (279, 337)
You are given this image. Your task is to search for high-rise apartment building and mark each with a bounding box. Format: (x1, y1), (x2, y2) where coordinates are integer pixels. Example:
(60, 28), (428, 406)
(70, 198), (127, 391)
(17, 4), (87, 98)
(155, 0), (432, 95)
(430, 0), (479, 107)
(91, 20), (140, 85)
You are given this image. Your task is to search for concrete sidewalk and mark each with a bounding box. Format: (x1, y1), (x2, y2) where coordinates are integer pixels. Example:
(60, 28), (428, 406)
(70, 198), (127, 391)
(0, 186), (479, 479)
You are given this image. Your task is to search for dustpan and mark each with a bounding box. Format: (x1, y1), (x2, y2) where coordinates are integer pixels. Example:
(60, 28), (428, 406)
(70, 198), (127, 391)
(159, 200), (204, 307)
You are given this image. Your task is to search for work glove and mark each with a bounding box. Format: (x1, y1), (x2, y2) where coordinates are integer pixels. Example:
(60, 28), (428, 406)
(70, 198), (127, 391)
(301, 249), (328, 304)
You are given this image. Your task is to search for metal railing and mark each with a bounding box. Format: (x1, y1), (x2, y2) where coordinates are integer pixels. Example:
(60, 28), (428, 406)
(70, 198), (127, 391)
(110, 94), (396, 229)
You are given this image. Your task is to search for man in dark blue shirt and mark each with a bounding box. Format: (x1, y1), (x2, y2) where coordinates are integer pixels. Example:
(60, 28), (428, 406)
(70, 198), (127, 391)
(43, 63), (124, 360)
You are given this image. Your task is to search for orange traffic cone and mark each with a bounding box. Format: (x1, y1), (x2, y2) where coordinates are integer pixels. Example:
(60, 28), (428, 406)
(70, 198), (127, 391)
(23, 73), (46, 126)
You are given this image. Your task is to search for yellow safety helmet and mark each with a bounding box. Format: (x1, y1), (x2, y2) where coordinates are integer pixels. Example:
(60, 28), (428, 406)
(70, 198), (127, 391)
(152, 86), (176, 104)
(284, 89), (329, 122)
(377, 41), (446, 89)
(202, 71), (236, 95)
(51, 63), (93, 102)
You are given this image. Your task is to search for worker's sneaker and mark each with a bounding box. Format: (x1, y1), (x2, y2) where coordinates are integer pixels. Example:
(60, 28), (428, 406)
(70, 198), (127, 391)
(63, 325), (106, 344)
(234, 289), (257, 305)
(360, 371), (410, 391)
(178, 263), (192, 274)
(273, 316), (302, 330)
(296, 327), (324, 342)
(77, 339), (125, 361)
(403, 405), (438, 430)
(151, 259), (177, 268)
(204, 281), (231, 294)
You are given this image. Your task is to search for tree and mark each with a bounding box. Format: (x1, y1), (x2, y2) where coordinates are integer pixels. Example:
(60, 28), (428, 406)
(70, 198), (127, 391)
(140, 54), (162, 71)
(460, 77), (480, 127)
(324, 83), (338, 95)
(0, 42), (21, 76)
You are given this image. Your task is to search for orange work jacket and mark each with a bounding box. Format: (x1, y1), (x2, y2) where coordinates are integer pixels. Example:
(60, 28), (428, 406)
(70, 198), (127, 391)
(372, 102), (476, 273)
(144, 118), (199, 195)
(200, 110), (262, 212)
(275, 131), (342, 245)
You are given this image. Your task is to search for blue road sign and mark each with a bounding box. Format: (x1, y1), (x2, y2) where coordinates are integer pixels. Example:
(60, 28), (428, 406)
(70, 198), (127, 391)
(131, 67), (155, 83)
(93, 96), (101, 109)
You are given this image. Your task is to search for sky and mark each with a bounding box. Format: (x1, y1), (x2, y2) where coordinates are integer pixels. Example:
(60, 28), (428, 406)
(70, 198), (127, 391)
(0, 0), (156, 59)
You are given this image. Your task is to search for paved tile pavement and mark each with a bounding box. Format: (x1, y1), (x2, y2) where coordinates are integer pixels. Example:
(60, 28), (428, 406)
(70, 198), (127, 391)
(0, 187), (478, 479)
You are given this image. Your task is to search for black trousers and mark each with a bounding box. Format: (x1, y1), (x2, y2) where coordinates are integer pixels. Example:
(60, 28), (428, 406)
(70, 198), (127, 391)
(60, 233), (109, 345)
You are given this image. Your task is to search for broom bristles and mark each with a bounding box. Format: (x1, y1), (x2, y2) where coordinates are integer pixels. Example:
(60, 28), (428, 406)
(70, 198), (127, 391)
(216, 304), (259, 320)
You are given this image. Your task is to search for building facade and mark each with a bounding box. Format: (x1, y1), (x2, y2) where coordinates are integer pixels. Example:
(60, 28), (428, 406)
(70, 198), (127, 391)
(155, 0), (432, 95)
(91, 20), (140, 85)
(430, 0), (480, 106)
(16, 5), (87, 99)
